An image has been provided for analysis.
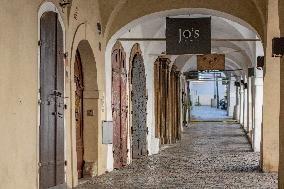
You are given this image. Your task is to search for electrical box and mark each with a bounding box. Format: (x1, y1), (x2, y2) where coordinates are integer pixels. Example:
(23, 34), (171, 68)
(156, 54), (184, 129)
(102, 121), (113, 144)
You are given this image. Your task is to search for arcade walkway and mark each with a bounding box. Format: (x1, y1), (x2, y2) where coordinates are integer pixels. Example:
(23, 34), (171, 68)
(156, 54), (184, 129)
(76, 123), (277, 189)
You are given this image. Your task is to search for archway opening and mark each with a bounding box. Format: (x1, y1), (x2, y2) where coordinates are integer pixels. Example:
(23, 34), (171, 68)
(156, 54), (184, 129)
(104, 7), (264, 170)
(129, 44), (148, 158)
(74, 40), (99, 178)
(39, 11), (65, 189)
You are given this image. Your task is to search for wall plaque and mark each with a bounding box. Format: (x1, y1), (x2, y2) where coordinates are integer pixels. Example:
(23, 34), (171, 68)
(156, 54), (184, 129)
(197, 54), (225, 71)
(166, 17), (211, 55)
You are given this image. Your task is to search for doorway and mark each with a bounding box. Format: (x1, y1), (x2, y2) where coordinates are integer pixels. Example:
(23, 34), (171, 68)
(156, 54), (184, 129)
(74, 50), (84, 178)
(39, 11), (65, 189)
(130, 52), (148, 159)
(111, 42), (128, 168)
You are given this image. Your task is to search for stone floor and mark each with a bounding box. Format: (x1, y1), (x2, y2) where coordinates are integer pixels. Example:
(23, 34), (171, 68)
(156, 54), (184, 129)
(191, 106), (232, 121)
(75, 122), (277, 189)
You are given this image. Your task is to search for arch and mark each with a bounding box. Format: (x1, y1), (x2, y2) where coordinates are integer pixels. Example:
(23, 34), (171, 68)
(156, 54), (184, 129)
(74, 40), (99, 180)
(129, 43), (148, 158)
(105, 7), (264, 82)
(105, 2), (265, 42)
(38, 1), (65, 46)
(69, 22), (105, 186)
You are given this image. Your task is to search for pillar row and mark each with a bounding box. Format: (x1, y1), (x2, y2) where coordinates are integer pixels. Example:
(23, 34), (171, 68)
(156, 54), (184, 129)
(228, 78), (236, 117)
(253, 70), (263, 152)
(239, 85), (244, 125)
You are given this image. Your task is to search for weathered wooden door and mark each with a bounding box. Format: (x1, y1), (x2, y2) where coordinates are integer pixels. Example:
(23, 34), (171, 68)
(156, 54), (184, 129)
(40, 12), (65, 189)
(112, 44), (128, 168)
(74, 50), (84, 179)
(131, 54), (148, 159)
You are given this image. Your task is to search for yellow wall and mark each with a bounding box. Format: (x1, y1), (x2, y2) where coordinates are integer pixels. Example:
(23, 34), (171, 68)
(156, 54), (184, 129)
(262, 0), (280, 173)
(278, 0), (284, 187)
(0, 0), (107, 188)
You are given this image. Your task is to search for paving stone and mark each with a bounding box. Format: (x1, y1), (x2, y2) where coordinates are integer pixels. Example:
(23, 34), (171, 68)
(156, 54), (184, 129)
(75, 122), (277, 189)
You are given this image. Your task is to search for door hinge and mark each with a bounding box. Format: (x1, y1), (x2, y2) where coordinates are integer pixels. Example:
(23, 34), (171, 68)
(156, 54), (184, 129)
(64, 104), (67, 109)
(38, 99), (42, 105)
(65, 160), (67, 166)
(38, 40), (42, 46)
(147, 150), (149, 155)
(131, 127), (133, 134)
(146, 127), (149, 134)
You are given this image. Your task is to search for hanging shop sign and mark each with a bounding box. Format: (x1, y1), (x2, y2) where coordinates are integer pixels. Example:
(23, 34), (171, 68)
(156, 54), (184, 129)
(166, 17), (211, 55)
(197, 54), (225, 71)
(183, 72), (199, 80)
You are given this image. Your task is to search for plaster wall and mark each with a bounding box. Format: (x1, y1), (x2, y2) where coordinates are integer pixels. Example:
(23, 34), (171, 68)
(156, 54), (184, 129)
(278, 0), (284, 187)
(262, 0), (280, 172)
(0, 1), (108, 188)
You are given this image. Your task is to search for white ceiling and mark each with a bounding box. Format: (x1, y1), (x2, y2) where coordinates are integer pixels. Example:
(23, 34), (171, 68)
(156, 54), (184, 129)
(117, 11), (264, 77)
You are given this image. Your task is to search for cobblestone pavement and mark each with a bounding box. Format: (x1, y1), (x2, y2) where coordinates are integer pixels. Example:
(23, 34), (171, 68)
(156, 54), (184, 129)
(191, 106), (232, 121)
(75, 122), (277, 189)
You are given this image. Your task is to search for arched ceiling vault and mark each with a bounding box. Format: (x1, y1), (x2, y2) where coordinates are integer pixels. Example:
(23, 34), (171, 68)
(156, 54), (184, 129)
(103, 1), (265, 42)
(105, 6), (264, 77)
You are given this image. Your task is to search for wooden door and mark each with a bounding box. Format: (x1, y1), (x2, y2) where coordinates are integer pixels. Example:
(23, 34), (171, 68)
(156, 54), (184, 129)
(74, 50), (84, 179)
(112, 45), (128, 169)
(131, 54), (148, 159)
(39, 12), (65, 189)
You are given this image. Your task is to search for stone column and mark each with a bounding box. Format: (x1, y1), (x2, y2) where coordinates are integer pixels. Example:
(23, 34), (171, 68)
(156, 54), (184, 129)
(279, 0), (284, 187)
(243, 82), (248, 131)
(253, 69), (263, 152)
(247, 77), (253, 140)
(228, 77), (236, 117)
(262, 0), (280, 172)
(239, 85), (244, 125)
(234, 85), (240, 121)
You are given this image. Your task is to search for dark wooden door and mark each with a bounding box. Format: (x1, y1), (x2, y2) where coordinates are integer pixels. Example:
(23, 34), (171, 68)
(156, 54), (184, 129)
(74, 50), (84, 179)
(40, 12), (65, 189)
(131, 54), (148, 159)
(112, 45), (128, 168)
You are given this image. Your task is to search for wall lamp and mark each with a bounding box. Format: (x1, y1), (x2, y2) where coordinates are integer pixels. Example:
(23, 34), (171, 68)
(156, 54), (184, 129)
(257, 56), (264, 68)
(272, 37), (284, 57)
(235, 82), (240, 87)
(244, 83), (248, 89)
(248, 68), (255, 77)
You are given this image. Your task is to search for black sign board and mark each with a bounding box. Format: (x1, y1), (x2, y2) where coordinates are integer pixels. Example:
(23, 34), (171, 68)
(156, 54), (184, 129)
(183, 72), (199, 80)
(166, 17), (211, 55)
